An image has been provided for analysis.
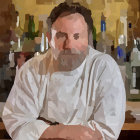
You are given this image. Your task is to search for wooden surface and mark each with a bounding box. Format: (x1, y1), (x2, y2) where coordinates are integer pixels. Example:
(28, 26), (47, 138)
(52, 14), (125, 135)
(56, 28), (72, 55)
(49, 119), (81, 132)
(0, 122), (5, 130)
(122, 123), (140, 130)
(0, 122), (140, 130)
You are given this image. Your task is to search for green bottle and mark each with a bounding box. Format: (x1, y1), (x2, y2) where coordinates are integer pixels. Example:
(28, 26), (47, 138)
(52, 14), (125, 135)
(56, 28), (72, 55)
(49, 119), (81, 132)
(92, 25), (97, 49)
(28, 15), (35, 40)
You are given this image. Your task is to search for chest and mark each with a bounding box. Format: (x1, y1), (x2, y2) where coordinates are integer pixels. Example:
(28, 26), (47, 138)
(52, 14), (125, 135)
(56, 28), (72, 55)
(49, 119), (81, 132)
(43, 71), (96, 124)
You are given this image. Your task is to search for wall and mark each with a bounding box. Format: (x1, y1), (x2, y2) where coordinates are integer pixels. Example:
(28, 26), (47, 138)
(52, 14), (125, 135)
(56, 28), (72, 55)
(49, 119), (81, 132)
(12, 0), (130, 47)
(12, 0), (57, 31)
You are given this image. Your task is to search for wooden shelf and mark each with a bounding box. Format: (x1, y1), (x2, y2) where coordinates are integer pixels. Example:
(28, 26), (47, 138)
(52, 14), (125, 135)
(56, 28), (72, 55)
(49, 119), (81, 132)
(0, 122), (5, 130)
(122, 123), (140, 130)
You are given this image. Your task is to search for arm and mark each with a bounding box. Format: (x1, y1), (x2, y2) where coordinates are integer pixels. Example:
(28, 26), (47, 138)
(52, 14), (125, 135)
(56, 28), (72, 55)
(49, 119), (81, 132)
(2, 62), (49, 140)
(39, 124), (98, 140)
(81, 55), (126, 140)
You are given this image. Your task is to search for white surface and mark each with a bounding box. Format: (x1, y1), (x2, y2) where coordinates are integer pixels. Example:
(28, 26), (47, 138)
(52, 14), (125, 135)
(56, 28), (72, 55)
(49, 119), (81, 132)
(130, 89), (139, 95)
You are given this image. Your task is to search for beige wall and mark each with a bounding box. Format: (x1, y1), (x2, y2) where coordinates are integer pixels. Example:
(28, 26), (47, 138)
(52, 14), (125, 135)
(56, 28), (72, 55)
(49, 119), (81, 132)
(12, 0), (129, 46)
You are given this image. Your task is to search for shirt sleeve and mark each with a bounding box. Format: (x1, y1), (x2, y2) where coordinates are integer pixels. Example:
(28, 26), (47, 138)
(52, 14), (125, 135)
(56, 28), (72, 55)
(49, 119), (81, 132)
(81, 54), (126, 140)
(2, 62), (50, 140)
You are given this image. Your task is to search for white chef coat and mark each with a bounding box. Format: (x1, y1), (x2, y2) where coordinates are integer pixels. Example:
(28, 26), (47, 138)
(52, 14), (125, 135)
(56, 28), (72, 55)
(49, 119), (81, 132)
(2, 45), (126, 140)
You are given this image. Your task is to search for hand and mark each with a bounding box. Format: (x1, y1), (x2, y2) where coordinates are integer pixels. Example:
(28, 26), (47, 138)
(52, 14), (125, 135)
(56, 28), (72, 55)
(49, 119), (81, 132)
(39, 124), (102, 140)
(39, 124), (68, 140)
(39, 138), (67, 140)
(58, 125), (95, 140)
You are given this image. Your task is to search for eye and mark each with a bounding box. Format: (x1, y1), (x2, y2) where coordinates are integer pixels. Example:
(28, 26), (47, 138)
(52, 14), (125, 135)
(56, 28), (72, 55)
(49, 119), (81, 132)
(56, 32), (66, 39)
(73, 33), (79, 40)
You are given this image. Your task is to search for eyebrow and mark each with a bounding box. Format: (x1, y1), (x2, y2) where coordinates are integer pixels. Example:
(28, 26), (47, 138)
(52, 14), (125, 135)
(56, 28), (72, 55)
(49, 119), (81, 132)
(73, 33), (79, 39)
(56, 31), (67, 38)
(73, 33), (79, 36)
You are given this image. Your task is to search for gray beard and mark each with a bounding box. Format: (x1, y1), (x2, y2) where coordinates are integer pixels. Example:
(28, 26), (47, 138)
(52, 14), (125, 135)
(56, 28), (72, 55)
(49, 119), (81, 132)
(53, 49), (88, 72)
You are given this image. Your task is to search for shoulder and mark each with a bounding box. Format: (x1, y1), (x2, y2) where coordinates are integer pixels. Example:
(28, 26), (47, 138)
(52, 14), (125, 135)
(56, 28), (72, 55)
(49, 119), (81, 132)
(87, 46), (120, 79)
(88, 46), (117, 67)
(16, 49), (52, 81)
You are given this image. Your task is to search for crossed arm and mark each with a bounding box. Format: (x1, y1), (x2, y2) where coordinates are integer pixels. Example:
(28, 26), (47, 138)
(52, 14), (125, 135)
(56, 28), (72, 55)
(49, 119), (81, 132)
(39, 123), (103, 140)
(37, 116), (102, 140)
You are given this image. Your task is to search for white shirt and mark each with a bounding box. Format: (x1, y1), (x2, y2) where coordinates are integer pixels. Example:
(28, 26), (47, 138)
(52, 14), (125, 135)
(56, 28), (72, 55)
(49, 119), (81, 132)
(2, 46), (126, 140)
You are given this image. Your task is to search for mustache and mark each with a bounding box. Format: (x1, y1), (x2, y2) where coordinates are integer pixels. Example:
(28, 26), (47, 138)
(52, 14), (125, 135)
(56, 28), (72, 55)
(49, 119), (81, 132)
(59, 49), (81, 55)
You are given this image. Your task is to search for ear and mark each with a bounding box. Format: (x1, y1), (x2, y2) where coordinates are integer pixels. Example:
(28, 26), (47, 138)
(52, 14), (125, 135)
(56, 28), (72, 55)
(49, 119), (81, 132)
(46, 32), (51, 42)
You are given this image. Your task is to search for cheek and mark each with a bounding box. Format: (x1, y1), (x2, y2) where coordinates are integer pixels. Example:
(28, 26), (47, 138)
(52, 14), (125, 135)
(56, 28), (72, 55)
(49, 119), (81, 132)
(76, 31), (89, 51)
(54, 38), (63, 49)
(73, 38), (88, 51)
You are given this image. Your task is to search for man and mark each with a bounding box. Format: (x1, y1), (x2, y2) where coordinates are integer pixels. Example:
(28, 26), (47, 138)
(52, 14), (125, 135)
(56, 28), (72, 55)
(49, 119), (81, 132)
(2, 2), (126, 140)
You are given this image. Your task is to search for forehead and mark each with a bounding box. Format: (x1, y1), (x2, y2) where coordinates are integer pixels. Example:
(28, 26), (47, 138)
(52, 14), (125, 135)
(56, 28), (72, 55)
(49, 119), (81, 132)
(52, 13), (88, 33)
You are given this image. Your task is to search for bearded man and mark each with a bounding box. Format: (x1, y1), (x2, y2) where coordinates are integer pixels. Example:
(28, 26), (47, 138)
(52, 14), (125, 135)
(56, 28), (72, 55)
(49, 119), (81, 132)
(2, 2), (126, 140)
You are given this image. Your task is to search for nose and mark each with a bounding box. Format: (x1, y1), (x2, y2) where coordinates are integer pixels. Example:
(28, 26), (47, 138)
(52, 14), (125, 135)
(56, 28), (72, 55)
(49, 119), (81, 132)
(63, 36), (73, 50)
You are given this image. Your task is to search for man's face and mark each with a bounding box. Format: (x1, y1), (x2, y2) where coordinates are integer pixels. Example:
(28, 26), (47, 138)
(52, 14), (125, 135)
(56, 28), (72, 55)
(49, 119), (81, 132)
(49, 13), (89, 71)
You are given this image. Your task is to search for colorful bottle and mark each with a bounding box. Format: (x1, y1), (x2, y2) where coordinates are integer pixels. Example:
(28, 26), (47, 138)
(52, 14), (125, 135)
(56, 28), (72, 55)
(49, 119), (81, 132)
(96, 13), (112, 55)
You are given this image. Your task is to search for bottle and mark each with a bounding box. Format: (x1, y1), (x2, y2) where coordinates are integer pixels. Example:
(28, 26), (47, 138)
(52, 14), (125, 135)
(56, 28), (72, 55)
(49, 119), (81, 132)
(96, 13), (113, 55)
(130, 39), (140, 66)
(38, 21), (43, 37)
(129, 39), (140, 101)
(132, 67), (136, 88)
(24, 14), (30, 38)
(92, 25), (97, 49)
(24, 14), (30, 32)
(40, 32), (49, 53)
(14, 11), (23, 48)
(28, 15), (35, 40)
(46, 36), (49, 50)
(40, 33), (45, 52)
(9, 51), (15, 68)
(116, 35), (126, 65)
